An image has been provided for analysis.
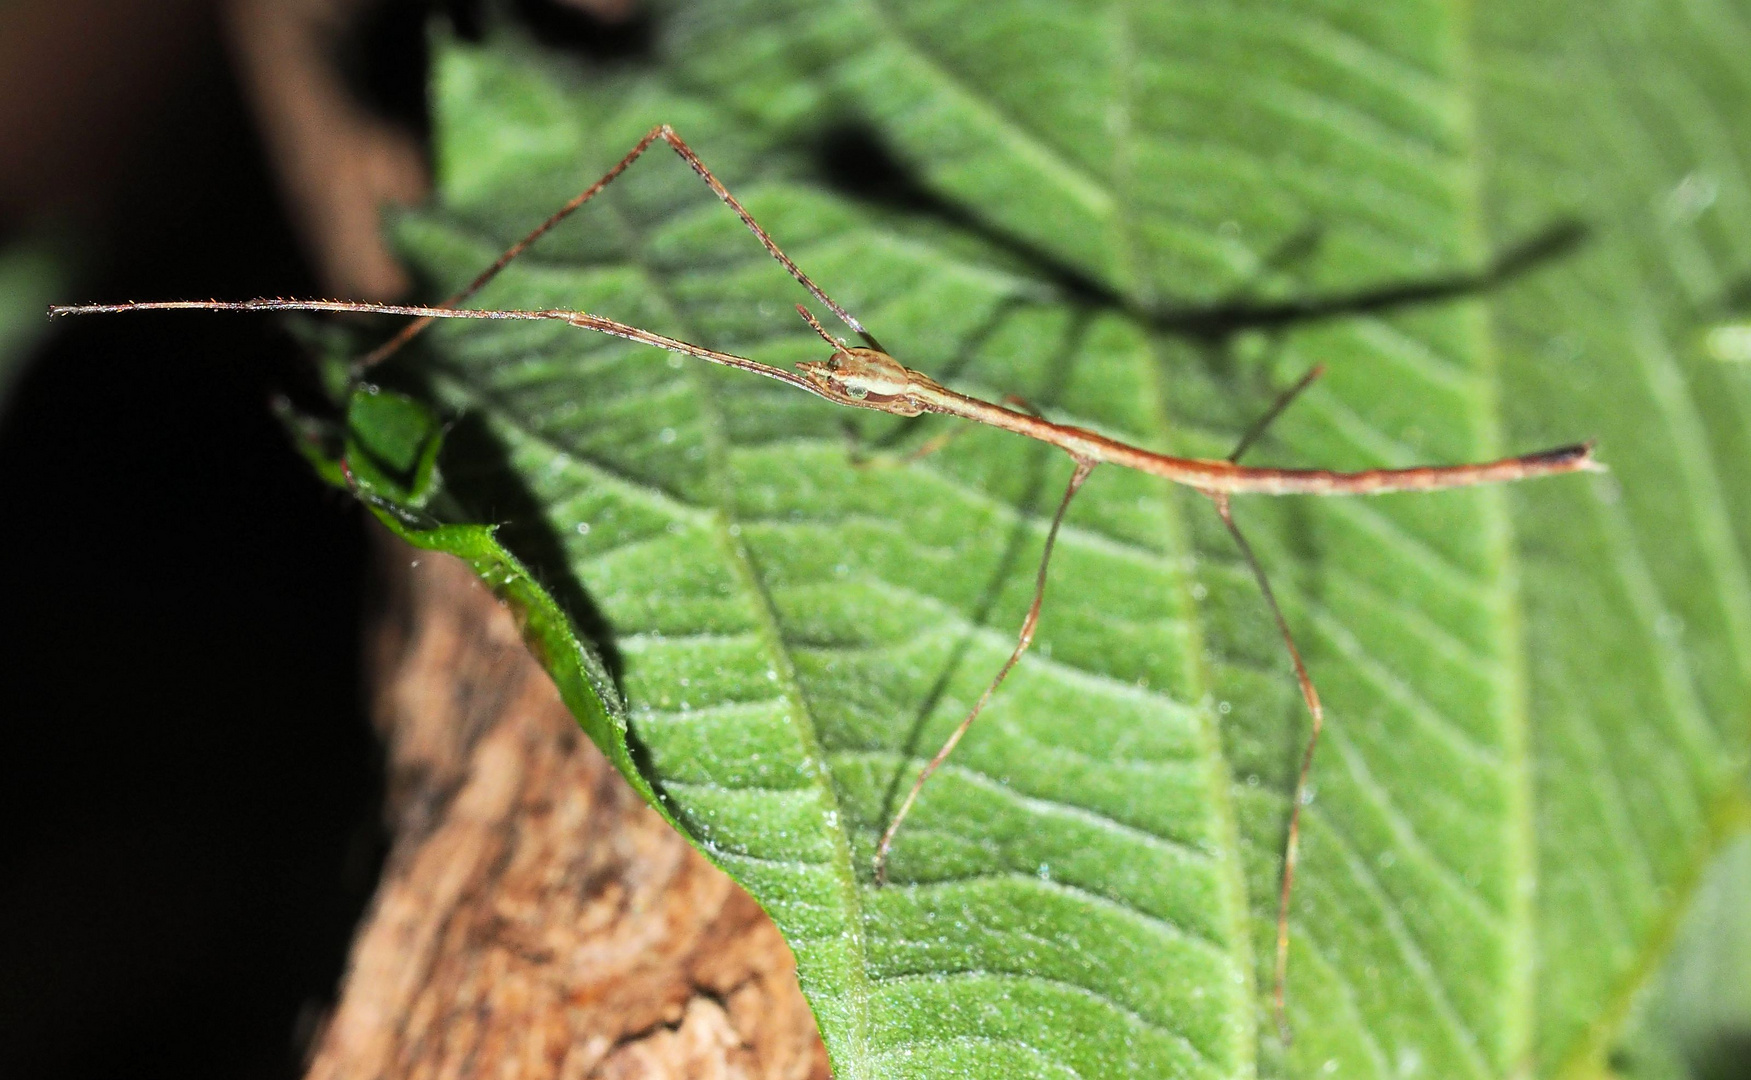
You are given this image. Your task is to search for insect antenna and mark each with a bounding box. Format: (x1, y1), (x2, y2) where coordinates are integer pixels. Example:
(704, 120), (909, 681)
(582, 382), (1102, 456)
(47, 299), (823, 397)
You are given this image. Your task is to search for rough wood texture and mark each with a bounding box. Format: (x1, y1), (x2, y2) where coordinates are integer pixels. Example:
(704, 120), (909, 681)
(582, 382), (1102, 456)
(305, 536), (830, 1080)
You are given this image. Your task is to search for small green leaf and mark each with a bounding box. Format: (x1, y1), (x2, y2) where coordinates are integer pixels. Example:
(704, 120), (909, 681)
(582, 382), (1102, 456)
(344, 387), (445, 506)
(297, 385), (642, 807)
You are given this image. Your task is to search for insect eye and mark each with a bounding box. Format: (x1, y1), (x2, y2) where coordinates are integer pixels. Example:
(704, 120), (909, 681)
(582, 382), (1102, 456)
(825, 355), (842, 371)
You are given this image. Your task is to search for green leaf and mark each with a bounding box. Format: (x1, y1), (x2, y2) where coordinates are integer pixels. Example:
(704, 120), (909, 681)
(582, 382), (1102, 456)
(317, 5), (1751, 1077)
(289, 386), (645, 809)
(1473, 8), (1751, 1074)
(344, 386), (446, 506)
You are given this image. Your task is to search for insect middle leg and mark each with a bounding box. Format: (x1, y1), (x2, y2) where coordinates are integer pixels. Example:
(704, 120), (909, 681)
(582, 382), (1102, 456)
(873, 455), (1097, 884)
(1209, 360), (1328, 1044)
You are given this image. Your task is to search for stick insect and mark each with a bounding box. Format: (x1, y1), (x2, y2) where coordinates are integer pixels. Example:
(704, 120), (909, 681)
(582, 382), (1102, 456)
(52, 124), (1601, 1040)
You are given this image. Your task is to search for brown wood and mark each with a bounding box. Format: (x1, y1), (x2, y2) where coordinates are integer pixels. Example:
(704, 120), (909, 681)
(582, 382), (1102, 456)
(304, 531), (829, 1080)
(224, 0), (427, 299)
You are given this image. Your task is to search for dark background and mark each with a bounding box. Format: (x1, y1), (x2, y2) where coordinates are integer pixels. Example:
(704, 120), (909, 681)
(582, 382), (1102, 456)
(0, 5), (391, 1079)
(0, 4), (648, 1077)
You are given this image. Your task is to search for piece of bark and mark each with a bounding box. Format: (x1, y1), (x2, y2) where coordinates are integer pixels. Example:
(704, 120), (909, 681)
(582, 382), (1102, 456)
(304, 532), (830, 1080)
(221, 0), (646, 300)
(223, 0), (427, 299)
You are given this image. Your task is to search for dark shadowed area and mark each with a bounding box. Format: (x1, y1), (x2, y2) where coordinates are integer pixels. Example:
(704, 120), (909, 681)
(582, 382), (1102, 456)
(0, 3), (394, 1078)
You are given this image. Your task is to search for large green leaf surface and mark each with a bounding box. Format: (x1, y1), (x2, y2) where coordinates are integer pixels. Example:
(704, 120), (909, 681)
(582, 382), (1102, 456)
(384, 44), (1254, 1080)
(1472, 6), (1751, 1074)
(327, 5), (1751, 1078)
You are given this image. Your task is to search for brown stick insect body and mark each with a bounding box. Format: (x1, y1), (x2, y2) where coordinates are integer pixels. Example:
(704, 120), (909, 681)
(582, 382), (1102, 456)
(51, 124), (1602, 1041)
